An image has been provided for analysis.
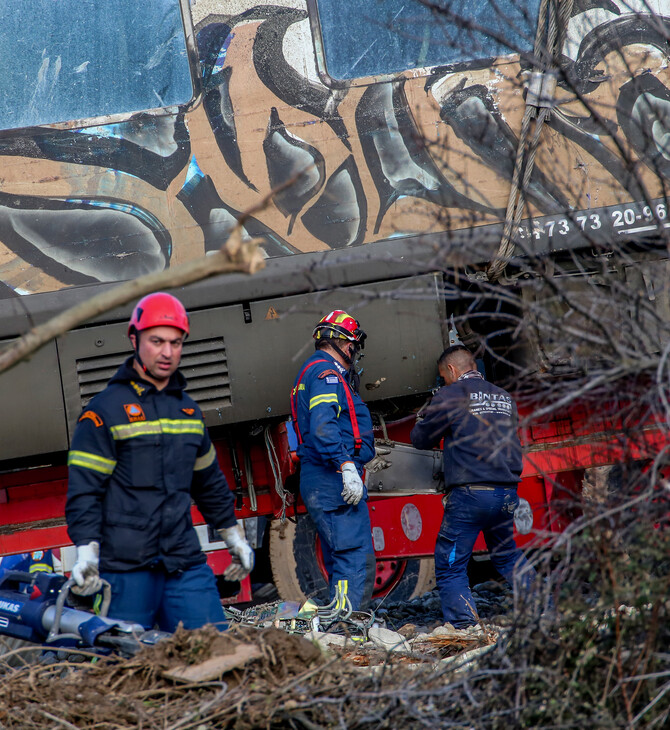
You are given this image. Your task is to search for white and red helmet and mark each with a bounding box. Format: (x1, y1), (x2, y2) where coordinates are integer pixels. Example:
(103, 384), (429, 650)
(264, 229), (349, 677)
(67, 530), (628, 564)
(128, 292), (190, 337)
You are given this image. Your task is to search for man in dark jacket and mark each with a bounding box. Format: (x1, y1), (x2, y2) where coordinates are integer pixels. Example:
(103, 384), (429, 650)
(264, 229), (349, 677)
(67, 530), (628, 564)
(411, 345), (535, 628)
(290, 310), (376, 610)
(66, 292), (254, 631)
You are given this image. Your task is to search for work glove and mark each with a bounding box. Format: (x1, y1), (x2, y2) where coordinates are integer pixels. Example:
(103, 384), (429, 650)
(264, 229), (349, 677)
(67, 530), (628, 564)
(71, 541), (103, 596)
(341, 462), (364, 505)
(365, 445), (392, 474)
(219, 523), (255, 581)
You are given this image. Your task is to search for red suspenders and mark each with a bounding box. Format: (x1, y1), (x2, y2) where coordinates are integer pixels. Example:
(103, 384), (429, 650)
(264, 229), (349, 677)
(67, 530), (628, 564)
(290, 360), (362, 456)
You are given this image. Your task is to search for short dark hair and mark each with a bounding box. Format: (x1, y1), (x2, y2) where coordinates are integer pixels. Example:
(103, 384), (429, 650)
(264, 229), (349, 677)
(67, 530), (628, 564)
(438, 345), (475, 369)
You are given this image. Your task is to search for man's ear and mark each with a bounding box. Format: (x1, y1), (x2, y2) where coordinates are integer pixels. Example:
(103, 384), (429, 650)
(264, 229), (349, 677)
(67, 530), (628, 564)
(129, 333), (137, 350)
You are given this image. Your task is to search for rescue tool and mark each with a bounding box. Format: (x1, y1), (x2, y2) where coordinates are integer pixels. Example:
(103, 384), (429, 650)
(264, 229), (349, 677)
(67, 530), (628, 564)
(0, 571), (169, 657)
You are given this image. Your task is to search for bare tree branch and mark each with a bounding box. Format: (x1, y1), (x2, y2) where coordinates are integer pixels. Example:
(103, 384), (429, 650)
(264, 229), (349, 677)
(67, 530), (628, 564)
(0, 228), (265, 374)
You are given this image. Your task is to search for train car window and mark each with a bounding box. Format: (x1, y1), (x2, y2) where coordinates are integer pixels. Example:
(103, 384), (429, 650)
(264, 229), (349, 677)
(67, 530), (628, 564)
(312, 0), (541, 81)
(0, 0), (194, 131)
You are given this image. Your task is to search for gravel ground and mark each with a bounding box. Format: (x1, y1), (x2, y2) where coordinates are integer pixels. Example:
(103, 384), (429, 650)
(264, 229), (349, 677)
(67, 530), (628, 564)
(373, 579), (513, 635)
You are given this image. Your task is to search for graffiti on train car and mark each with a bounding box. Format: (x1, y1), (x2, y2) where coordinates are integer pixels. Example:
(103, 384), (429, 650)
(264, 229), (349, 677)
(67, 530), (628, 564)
(0, 0), (668, 296)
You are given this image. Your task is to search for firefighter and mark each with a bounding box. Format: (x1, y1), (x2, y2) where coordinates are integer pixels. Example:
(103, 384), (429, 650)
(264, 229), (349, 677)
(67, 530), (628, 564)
(290, 310), (376, 610)
(410, 345), (536, 628)
(65, 292), (254, 631)
(0, 550), (54, 578)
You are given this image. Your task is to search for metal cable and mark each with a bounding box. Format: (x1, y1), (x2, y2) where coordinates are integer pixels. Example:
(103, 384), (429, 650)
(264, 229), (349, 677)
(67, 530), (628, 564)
(243, 448), (258, 513)
(264, 425), (287, 521)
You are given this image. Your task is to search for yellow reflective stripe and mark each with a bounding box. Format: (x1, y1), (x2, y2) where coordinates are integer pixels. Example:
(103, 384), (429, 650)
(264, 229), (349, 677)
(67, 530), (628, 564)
(111, 422), (162, 439)
(29, 563), (53, 574)
(111, 419), (204, 440)
(194, 444), (217, 471)
(160, 419), (205, 435)
(68, 450), (117, 475)
(335, 579), (348, 610)
(309, 393), (339, 410)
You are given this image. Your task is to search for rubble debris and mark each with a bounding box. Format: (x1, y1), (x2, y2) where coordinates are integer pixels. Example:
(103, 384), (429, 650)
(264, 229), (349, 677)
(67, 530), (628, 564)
(303, 630), (354, 649)
(367, 626), (412, 652)
(225, 598), (376, 639)
(0, 584), (512, 729)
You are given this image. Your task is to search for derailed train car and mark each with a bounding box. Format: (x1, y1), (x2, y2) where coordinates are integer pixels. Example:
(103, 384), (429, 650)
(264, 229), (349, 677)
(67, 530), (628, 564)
(0, 0), (668, 602)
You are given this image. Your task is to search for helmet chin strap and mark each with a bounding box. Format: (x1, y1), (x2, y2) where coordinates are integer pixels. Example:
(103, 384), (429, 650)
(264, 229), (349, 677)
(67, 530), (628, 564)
(321, 338), (362, 392)
(131, 331), (149, 375)
(330, 339), (354, 366)
(336, 340), (364, 392)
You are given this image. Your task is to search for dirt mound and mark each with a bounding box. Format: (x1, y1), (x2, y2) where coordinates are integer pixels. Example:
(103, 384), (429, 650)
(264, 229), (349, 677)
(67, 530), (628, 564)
(0, 625), (326, 729)
(0, 619), (517, 729)
(148, 624), (322, 679)
(0, 618), (503, 729)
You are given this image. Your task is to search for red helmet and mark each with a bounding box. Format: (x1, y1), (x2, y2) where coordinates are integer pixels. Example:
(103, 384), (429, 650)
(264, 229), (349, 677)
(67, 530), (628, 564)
(313, 310), (366, 347)
(128, 292), (190, 337)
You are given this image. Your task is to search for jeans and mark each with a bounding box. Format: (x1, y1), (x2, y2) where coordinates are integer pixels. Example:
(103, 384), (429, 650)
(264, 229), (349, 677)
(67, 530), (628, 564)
(101, 561), (226, 632)
(300, 462), (375, 610)
(435, 486), (536, 628)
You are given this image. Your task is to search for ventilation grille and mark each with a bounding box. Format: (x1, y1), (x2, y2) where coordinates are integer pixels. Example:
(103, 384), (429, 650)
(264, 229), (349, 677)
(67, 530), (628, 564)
(76, 337), (231, 410)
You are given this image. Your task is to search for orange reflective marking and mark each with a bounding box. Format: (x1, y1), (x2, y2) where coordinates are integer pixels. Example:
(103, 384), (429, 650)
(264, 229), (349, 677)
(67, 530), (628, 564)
(79, 410), (103, 427)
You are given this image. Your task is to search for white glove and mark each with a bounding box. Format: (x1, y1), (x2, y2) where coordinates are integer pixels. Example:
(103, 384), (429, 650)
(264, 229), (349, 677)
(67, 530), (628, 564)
(71, 541), (103, 596)
(341, 462), (364, 505)
(219, 523), (255, 581)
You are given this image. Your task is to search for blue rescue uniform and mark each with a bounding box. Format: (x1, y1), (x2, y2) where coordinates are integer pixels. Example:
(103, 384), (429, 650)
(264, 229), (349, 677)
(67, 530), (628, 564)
(292, 351), (375, 609)
(411, 370), (536, 627)
(0, 551), (54, 579)
(66, 357), (237, 631)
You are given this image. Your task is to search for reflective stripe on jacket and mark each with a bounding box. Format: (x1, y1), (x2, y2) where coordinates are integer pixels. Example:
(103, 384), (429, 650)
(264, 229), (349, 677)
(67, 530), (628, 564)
(292, 351), (375, 472)
(66, 357), (237, 573)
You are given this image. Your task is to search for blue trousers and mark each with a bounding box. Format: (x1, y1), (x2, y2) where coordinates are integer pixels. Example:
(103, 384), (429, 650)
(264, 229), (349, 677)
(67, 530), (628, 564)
(101, 561), (226, 632)
(300, 463), (375, 610)
(435, 486), (536, 628)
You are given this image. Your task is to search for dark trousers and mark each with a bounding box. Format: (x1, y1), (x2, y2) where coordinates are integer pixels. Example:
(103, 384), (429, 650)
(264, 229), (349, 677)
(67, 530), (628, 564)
(300, 462), (375, 610)
(435, 486), (536, 628)
(102, 561), (226, 632)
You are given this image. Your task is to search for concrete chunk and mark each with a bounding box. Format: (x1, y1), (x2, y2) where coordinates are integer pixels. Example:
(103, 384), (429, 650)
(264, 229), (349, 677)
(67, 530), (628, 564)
(304, 631), (351, 648)
(367, 626), (411, 652)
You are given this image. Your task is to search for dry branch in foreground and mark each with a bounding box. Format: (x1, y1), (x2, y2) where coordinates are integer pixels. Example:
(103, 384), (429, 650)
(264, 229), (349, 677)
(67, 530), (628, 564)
(0, 227), (264, 376)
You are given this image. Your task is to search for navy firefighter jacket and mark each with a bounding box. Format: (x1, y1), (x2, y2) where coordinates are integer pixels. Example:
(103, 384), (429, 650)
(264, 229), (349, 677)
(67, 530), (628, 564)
(292, 351), (375, 504)
(66, 357), (237, 573)
(410, 370), (523, 488)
